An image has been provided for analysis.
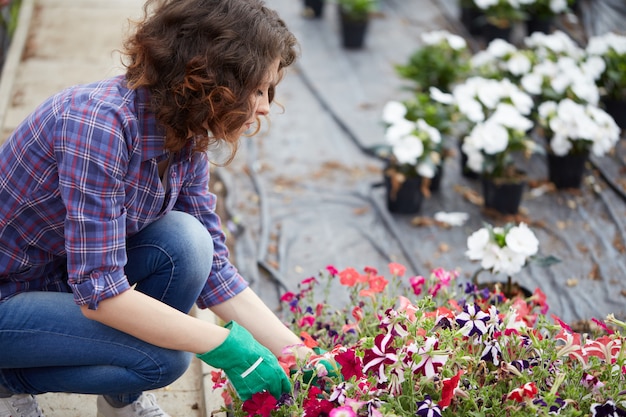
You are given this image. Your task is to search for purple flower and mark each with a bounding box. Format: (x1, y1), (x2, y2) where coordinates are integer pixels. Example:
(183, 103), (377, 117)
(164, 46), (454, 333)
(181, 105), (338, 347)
(590, 400), (626, 417)
(416, 395), (442, 417)
(455, 304), (489, 337)
(481, 339), (502, 365)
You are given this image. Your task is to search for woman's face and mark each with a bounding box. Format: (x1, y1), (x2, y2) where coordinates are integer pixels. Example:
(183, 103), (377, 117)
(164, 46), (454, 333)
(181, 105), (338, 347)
(241, 58), (281, 135)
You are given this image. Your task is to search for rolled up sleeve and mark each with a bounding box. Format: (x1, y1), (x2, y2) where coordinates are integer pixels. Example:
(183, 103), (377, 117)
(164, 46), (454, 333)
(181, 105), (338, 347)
(174, 152), (249, 308)
(56, 99), (132, 309)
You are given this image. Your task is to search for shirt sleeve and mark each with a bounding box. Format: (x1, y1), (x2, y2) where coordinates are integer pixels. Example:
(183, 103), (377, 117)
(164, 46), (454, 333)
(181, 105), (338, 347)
(174, 151), (249, 308)
(55, 99), (133, 309)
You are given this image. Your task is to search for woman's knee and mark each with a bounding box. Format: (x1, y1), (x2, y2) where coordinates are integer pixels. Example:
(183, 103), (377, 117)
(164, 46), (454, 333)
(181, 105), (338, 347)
(152, 349), (193, 389)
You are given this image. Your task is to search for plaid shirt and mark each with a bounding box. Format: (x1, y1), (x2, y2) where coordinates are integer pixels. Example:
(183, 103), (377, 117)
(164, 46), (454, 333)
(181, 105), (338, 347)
(0, 75), (248, 309)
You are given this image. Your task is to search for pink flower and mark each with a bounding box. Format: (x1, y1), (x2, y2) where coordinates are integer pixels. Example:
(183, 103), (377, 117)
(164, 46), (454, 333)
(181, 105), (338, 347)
(329, 405), (357, 417)
(326, 265), (339, 276)
(409, 275), (426, 296)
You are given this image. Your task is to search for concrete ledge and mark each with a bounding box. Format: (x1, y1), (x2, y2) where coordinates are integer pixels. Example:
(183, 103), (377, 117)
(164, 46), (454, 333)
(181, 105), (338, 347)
(0, 0), (34, 133)
(194, 308), (228, 417)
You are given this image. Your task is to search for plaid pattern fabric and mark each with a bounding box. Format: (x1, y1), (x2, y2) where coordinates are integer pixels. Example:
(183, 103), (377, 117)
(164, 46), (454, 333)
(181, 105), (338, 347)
(0, 75), (247, 309)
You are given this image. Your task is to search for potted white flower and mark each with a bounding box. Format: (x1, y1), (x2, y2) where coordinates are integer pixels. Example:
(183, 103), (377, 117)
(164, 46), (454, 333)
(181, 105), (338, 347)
(518, 31), (605, 106)
(451, 76), (539, 214)
(537, 98), (621, 188)
(380, 100), (444, 213)
(586, 31), (626, 128)
(522, 0), (575, 35)
(465, 0), (528, 43)
(466, 221), (541, 297)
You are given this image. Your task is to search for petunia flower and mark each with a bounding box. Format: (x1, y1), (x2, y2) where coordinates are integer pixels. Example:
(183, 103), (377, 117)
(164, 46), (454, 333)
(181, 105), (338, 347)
(416, 395), (442, 417)
(388, 262), (406, 277)
(334, 347), (365, 381)
(409, 275), (426, 296)
(362, 333), (398, 383)
(506, 382), (538, 403)
(438, 370), (463, 409)
(329, 406), (356, 417)
(590, 400), (626, 417)
(242, 391), (278, 417)
(413, 337), (448, 378)
(455, 304), (490, 337)
(326, 265), (339, 276)
(339, 267), (362, 287)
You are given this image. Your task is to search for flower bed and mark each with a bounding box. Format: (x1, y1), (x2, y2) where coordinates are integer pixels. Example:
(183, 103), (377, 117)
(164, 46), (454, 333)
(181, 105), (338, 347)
(214, 259), (625, 417)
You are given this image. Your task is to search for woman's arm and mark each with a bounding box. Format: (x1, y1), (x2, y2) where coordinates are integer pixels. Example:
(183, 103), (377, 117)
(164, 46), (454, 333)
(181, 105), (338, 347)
(210, 287), (310, 359)
(80, 288), (228, 354)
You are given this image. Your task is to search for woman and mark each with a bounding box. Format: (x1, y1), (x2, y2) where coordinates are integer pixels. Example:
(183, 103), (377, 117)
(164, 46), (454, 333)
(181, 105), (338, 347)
(0, 0), (307, 416)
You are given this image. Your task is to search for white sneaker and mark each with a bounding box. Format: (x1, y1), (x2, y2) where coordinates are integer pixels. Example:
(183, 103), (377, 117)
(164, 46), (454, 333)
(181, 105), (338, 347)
(96, 393), (170, 417)
(0, 394), (46, 417)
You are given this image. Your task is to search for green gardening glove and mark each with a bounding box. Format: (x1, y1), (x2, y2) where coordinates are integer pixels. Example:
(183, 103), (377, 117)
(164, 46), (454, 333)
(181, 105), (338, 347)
(298, 347), (342, 387)
(196, 321), (291, 401)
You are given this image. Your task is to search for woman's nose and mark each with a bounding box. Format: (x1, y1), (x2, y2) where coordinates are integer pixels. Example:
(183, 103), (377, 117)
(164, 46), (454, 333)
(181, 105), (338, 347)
(256, 95), (270, 116)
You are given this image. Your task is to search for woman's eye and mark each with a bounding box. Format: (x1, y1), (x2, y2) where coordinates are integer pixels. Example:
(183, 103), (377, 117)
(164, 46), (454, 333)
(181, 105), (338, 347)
(256, 90), (264, 97)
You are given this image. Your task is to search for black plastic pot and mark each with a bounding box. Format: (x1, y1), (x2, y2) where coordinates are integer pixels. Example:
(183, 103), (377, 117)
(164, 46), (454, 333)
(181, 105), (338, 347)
(547, 152), (588, 189)
(481, 176), (526, 215)
(601, 97), (626, 130)
(384, 173), (423, 214)
(339, 7), (369, 49)
(303, 0), (324, 18)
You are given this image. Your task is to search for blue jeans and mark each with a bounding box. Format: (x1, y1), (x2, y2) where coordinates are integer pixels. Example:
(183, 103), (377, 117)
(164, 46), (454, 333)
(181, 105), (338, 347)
(0, 211), (214, 404)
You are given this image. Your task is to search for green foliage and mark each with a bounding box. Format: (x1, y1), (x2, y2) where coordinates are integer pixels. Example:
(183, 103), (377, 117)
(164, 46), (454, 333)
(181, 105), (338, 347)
(336, 0), (376, 21)
(395, 40), (471, 93)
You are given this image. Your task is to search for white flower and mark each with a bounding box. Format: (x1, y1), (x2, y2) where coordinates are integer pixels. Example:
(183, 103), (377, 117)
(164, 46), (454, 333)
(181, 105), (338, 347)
(429, 86), (454, 105)
(506, 53), (532, 76)
(421, 30), (467, 51)
(466, 222), (541, 276)
(466, 227), (491, 261)
(417, 161), (435, 178)
(474, 0), (499, 9)
(549, 0), (568, 13)
(505, 223), (539, 257)
(486, 39), (517, 58)
(382, 101), (407, 125)
(417, 119), (441, 144)
(392, 134), (424, 164)
(385, 118), (415, 144)
(489, 103), (534, 132)
(434, 211), (469, 227)
(475, 121), (510, 155)
(540, 98), (621, 157)
(520, 73), (543, 95)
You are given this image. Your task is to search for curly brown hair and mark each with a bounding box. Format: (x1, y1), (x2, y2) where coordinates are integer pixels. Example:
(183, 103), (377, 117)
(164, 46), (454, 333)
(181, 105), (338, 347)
(123, 0), (299, 156)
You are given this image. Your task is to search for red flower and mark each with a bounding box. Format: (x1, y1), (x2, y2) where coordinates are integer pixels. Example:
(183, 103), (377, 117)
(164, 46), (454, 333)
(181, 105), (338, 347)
(438, 370), (463, 409)
(335, 348), (365, 381)
(304, 386), (334, 417)
(368, 275), (389, 293)
(242, 391), (277, 417)
(300, 331), (319, 348)
(506, 382), (538, 403)
(551, 314), (573, 333)
(339, 267), (362, 287)
(388, 262), (406, 277)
